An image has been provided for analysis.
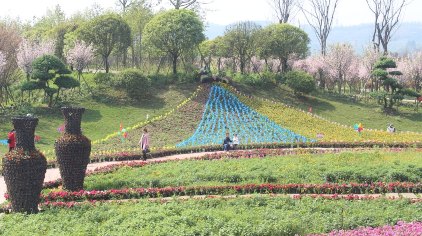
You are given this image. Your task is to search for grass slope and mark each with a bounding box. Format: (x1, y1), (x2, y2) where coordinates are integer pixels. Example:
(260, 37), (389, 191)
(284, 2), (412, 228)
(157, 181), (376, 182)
(1, 198), (420, 235)
(93, 85), (210, 152)
(0, 82), (198, 156)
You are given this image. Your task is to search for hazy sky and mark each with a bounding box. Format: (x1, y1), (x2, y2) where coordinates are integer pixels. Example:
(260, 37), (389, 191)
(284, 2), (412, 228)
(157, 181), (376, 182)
(0, 0), (421, 26)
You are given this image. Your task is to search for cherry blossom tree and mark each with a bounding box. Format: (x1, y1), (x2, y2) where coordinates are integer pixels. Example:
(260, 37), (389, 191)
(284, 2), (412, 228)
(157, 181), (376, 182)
(323, 43), (356, 94)
(17, 39), (55, 80)
(66, 40), (94, 81)
(399, 51), (422, 92)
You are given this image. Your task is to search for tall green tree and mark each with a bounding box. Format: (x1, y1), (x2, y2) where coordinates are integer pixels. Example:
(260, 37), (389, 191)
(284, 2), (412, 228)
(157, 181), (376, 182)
(259, 23), (309, 72)
(78, 14), (131, 73)
(143, 9), (204, 74)
(223, 21), (261, 74)
(123, 1), (153, 68)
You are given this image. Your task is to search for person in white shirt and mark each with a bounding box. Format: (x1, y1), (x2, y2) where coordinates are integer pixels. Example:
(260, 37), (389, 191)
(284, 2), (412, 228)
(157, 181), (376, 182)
(232, 134), (239, 150)
(387, 124), (396, 133)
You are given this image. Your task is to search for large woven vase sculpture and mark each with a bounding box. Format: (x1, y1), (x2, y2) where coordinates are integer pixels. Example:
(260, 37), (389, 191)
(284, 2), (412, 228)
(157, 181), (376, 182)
(3, 116), (47, 213)
(55, 107), (91, 191)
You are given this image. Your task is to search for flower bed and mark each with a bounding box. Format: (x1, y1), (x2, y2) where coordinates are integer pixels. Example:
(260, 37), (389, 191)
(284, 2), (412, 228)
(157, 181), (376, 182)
(309, 221), (422, 236)
(177, 85), (310, 147)
(44, 149), (421, 189)
(30, 182), (422, 203)
(1, 197), (421, 235)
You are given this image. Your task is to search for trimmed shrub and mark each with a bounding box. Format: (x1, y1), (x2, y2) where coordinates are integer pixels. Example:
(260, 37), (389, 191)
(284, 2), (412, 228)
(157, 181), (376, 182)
(115, 69), (151, 99)
(285, 70), (316, 95)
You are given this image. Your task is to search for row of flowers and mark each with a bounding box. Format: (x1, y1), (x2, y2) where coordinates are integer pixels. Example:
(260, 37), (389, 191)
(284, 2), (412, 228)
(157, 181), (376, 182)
(219, 83), (422, 143)
(1, 193), (419, 213)
(309, 221), (422, 236)
(19, 182), (422, 203)
(42, 147), (418, 189)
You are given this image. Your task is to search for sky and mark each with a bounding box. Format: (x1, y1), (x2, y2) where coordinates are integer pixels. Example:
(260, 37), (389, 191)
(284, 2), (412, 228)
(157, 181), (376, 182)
(0, 0), (421, 26)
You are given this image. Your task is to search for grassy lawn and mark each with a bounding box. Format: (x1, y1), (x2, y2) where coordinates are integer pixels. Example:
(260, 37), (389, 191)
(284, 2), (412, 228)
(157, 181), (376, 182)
(234, 83), (422, 132)
(82, 151), (422, 190)
(1, 198), (420, 235)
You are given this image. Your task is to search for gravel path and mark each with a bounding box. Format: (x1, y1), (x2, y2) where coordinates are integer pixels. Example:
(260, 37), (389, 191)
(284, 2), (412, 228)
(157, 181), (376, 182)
(0, 152), (213, 204)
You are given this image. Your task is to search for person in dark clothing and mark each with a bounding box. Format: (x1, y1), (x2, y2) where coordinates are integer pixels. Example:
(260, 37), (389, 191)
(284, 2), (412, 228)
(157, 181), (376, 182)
(223, 132), (232, 151)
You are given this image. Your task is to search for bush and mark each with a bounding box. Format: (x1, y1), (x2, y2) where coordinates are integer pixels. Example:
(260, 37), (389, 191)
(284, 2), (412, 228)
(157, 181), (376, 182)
(116, 69), (151, 99)
(285, 70), (316, 95)
(93, 73), (115, 87)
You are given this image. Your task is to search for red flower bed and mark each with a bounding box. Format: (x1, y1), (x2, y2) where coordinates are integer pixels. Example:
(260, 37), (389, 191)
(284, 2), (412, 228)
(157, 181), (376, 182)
(28, 182), (422, 203)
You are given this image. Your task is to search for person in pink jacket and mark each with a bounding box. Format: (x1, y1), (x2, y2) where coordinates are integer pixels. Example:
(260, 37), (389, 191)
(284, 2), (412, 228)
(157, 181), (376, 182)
(138, 128), (150, 161)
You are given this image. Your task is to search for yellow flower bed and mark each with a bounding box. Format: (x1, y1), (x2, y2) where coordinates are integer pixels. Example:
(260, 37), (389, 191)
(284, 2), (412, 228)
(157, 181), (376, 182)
(221, 83), (422, 143)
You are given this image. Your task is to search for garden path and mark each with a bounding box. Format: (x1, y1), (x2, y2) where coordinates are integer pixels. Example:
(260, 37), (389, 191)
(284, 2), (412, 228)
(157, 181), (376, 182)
(0, 151), (215, 204)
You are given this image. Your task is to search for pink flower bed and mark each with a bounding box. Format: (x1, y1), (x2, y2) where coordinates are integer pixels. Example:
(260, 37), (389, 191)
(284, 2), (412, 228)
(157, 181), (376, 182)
(309, 221), (422, 236)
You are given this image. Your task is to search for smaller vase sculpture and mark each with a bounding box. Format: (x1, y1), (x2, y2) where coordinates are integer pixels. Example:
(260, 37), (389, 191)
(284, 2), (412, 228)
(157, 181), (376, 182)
(55, 107), (91, 191)
(3, 116), (47, 213)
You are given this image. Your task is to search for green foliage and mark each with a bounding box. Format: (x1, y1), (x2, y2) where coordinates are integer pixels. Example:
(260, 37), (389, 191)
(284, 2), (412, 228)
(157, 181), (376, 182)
(20, 81), (43, 91)
(84, 151), (422, 190)
(78, 13), (131, 73)
(400, 88), (421, 98)
(1, 198), (420, 235)
(223, 21), (261, 74)
(54, 75), (80, 89)
(32, 55), (70, 82)
(143, 9), (204, 74)
(93, 72), (115, 87)
(374, 57), (397, 69)
(259, 24), (309, 71)
(115, 69), (151, 99)
(285, 70), (316, 94)
(31, 54), (76, 107)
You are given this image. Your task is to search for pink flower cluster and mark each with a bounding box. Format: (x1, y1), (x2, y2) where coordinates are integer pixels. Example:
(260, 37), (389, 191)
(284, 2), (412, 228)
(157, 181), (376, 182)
(310, 221), (422, 236)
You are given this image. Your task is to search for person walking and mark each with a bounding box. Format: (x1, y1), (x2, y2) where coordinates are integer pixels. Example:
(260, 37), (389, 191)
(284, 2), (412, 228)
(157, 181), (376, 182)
(223, 132), (232, 151)
(7, 129), (16, 152)
(138, 128), (150, 161)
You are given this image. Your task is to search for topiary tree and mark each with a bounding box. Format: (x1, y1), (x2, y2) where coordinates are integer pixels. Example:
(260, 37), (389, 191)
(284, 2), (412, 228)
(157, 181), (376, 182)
(285, 70), (316, 95)
(371, 57), (405, 109)
(31, 55), (79, 107)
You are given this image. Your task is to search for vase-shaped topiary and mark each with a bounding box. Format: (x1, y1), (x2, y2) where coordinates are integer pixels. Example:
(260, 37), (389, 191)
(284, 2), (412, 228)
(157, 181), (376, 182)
(3, 116), (47, 213)
(55, 107), (91, 191)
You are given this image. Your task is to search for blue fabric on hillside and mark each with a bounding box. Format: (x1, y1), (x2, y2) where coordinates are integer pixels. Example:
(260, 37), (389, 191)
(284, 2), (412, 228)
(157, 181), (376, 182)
(176, 85), (311, 148)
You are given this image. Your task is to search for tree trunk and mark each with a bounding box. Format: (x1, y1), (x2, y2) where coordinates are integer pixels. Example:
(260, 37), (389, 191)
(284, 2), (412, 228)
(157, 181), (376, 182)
(104, 56), (110, 73)
(172, 54), (178, 75)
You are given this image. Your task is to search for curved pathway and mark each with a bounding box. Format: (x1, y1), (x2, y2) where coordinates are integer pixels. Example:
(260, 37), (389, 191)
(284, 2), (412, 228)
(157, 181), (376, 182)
(0, 152), (215, 204)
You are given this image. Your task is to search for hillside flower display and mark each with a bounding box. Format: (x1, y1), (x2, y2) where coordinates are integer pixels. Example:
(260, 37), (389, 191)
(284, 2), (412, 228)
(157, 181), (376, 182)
(177, 85), (311, 147)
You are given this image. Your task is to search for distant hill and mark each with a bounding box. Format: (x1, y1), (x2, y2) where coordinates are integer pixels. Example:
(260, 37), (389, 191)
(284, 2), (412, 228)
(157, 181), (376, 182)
(205, 22), (422, 54)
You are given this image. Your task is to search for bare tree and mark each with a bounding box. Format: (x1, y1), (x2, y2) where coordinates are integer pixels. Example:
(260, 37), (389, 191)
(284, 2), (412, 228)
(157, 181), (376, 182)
(169, 0), (198, 9)
(117, 0), (134, 12)
(268, 0), (302, 23)
(301, 0), (339, 56)
(366, 0), (408, 55)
